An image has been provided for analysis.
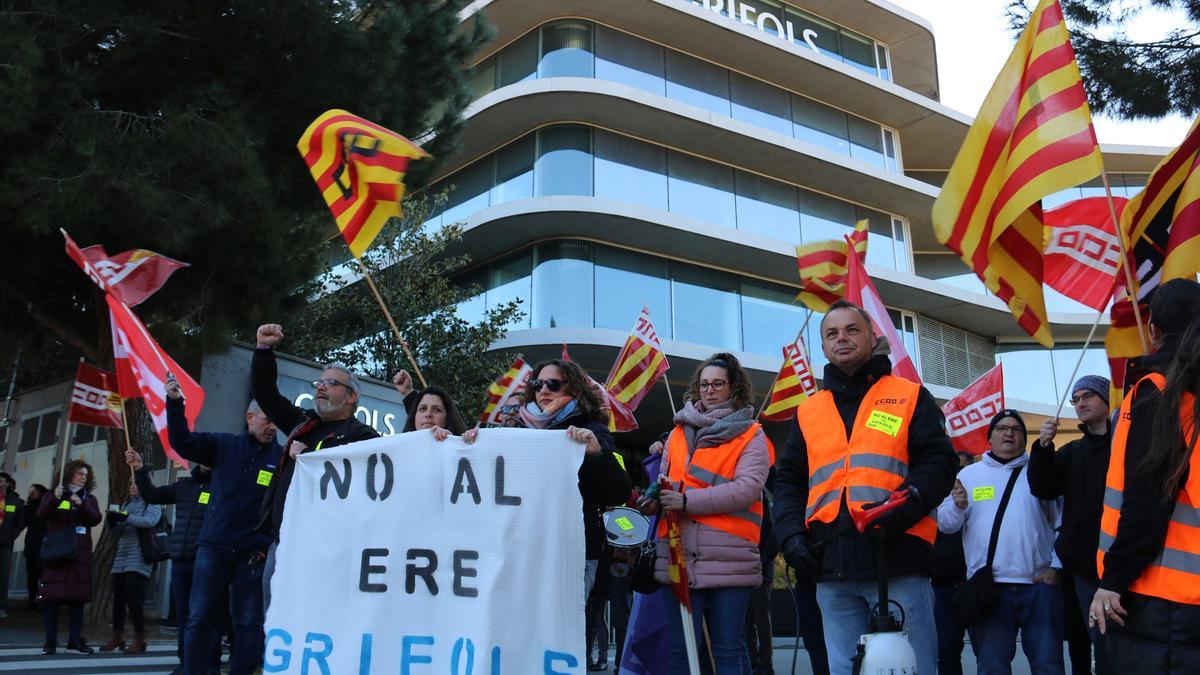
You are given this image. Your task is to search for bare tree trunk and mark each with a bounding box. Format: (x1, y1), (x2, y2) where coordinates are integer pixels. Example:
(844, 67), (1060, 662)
(88, 399), (156, 624)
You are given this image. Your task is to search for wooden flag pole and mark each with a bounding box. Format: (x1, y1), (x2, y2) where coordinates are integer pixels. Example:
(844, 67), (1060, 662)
(358, 261), (427, 389)
(1053, 304), (1108, 419)
(1101, 171), (1150, 353)
(662, 376), (678, 414)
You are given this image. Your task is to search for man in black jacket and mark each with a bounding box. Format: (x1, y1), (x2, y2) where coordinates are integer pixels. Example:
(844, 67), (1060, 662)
(251, 323), (380, 611)
(22, 483), (47, 611)
(0, 472), (24, 619)
(1028, 374), (1111, 648)
(128, 449), (217, 675)
(166, 377), (279, 675)
(773, 301), (957, 675)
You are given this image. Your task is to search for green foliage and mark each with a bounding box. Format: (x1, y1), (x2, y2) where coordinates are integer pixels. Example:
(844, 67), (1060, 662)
(286, 193), (523, 419)
(1007, 0), (1200, 119)
(0, 0), (492, 388)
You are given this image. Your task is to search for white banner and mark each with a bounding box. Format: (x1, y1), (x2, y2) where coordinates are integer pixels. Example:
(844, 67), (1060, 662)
(264, 429), (587, 674)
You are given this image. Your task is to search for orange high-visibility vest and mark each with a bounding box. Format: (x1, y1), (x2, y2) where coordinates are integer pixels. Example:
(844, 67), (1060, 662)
(1097, 372), (1200, 604)
(656, 423), (764, 543)
(795, 375), (936, 545)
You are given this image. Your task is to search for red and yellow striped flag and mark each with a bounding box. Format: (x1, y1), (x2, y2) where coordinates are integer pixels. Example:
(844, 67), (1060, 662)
(478, 357), (533, 425)
(297, 109), (430, 258)
(604, 306), (670, 412)
(761, 336), (819, 422)
(794, 219), (868, 312)
(932, 0), (1103, 347)
(1105, 114), (1200, 401)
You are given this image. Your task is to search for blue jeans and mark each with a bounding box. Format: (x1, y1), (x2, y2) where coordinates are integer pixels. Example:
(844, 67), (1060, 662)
(173, 558), (222, 671)
(815, 575), (937, 675)
(661, 585), (753, 674)
(967, 582), (1065, 675)
(934, 582), (966, 675)
(185, 546), (264, 675)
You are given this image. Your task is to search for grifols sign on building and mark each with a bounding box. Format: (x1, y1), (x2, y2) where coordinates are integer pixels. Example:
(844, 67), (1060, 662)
(691, 0), (825, 52)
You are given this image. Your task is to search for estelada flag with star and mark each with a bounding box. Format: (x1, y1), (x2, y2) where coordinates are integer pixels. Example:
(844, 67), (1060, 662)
(297, 109), (430, 257)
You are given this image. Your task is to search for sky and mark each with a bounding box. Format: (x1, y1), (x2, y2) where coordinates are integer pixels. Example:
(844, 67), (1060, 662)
(890, 0), (1194, 149)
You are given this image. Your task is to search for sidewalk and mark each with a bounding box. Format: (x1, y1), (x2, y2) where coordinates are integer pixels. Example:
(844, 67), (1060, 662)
(0, 604), (177, 648)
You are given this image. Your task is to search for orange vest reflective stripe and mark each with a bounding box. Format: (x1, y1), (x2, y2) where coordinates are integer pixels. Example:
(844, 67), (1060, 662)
(1097, 372), (1200, 604)
(795, 375), (936, 545)
(656, 423), (764, 544)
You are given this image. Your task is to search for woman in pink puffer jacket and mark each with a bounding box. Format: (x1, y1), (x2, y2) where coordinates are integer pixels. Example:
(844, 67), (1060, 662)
(647, 352), (771, 673)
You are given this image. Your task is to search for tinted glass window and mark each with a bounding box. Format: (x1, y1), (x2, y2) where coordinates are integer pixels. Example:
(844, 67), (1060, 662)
(536, 126), (592, 196)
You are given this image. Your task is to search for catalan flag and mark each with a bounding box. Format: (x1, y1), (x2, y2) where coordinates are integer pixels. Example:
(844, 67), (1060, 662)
(794, 219), (868, 312)
(479, 356), (532, 425)
(761, 336), (818, 422)
(604, 307), (670, 412)
(297, 109), (430, 258)
(932, 0), (1104, 347)
(1105, 114), (1200, 398)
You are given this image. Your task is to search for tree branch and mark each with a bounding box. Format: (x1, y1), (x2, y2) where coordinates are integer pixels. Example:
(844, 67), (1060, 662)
(0, 277), (101, 363)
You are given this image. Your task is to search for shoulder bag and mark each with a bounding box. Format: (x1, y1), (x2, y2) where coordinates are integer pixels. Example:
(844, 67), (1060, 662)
(952, 465), (1024, 626)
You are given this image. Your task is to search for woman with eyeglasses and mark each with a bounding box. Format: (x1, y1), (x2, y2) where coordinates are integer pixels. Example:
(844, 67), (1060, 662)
(463, 358), (632, 598)
(644, 352), (770, 673)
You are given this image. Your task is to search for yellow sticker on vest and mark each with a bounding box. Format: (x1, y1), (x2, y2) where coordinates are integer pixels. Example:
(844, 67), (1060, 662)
(57, 500), (71, 510)
(256, 470), (273, 487)
(865, 410), (903, 437)
(973, 486), (995, 501)
(4, 504), (14, 512)
(198, 491), (211, 505)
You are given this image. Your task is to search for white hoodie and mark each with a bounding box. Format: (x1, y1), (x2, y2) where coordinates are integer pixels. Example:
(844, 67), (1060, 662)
(937, 453), (1061, 583)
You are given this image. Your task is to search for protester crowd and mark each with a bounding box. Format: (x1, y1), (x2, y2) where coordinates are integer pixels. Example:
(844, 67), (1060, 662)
(0, 279), (1197, 675)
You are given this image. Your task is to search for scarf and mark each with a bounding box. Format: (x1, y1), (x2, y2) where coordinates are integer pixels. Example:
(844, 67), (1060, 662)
(519, 399), (578, 429)
(673, 400), (756, 456)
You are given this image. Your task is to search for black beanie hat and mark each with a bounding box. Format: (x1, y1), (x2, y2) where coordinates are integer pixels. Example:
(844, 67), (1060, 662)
(1150, 278), (1200, 336)
(987, 409), (1027, 439)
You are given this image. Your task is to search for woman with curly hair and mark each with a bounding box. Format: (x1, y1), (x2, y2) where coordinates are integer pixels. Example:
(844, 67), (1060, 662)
(37, 459), (102, 655)
(463, 358), (632, 598)
(646, 352), (770, 673)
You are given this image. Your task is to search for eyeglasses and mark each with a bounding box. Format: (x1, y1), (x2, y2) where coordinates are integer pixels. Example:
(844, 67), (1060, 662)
(1070, 391), (1099, 406)
(529, 379), (565, 393)
(311, 378), (352, 391)
(993, 424), (1023, 435)
(498, 404), (520, 414)
(698, 380), (728, 391)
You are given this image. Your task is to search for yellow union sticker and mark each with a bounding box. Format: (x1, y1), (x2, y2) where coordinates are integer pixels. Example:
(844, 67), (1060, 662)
(865, 410), (903, 437)
(615, 516), (635, 531)
(4, 504), (14, 513)
(198, 491), (211, 505)
(973, 486), (996, 501)
(256, 470), (273, 487)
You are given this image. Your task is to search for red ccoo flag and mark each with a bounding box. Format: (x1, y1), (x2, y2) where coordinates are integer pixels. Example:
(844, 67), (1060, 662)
(1043, 197), (1127, 311)
(68, 361), (124, 429)
(844, 236), (921, 383)
(62, 230), (188, 307)
(941, 364), (1005, 455)
(108, 295), (204, 467)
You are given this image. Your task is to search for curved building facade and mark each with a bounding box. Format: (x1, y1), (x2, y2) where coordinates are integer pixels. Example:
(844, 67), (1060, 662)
(432, 0), (1165, 448)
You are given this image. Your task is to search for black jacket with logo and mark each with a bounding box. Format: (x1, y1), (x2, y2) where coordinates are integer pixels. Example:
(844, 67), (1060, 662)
(134, 465), (212, 561)
(774, 354), (958, 582)
(252, 347), (380, 537)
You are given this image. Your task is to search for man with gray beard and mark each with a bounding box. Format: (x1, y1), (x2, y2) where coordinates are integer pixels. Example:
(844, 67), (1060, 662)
(251, 323), (380, 610)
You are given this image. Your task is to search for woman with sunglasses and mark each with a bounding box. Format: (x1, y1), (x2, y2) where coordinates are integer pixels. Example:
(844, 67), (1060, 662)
(463, 358), (632, 598)
(645, 352), (770, 673)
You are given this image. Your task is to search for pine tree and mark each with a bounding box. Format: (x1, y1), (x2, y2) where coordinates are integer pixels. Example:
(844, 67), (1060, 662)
(1008, 0), (1200, 118)
(0, 0), (491, 619)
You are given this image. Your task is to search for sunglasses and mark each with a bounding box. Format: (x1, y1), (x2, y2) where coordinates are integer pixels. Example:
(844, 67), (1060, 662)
(529, 378), (565, 393)
(498, 404), (521, 414)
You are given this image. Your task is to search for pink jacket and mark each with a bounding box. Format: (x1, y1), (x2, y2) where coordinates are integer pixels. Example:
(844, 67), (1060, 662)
(653, 427), (771, 589)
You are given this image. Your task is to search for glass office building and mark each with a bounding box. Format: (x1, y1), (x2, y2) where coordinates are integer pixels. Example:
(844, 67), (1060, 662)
(432, 0), (1164, 445)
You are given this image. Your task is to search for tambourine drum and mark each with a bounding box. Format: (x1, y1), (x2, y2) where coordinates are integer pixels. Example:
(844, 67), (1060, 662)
(603, 506), (652, 548)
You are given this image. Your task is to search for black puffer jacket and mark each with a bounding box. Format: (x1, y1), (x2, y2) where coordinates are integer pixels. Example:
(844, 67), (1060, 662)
(252, 347), (381, 536)
(773, 354), (958, 582)
(134, 465), (211, 561)
(1027, 420), (1111, 580)
(522, 408), (632, 560)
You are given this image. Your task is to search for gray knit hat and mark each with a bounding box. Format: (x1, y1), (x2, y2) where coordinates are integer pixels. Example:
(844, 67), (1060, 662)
(1071, 375), (1110, 404)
